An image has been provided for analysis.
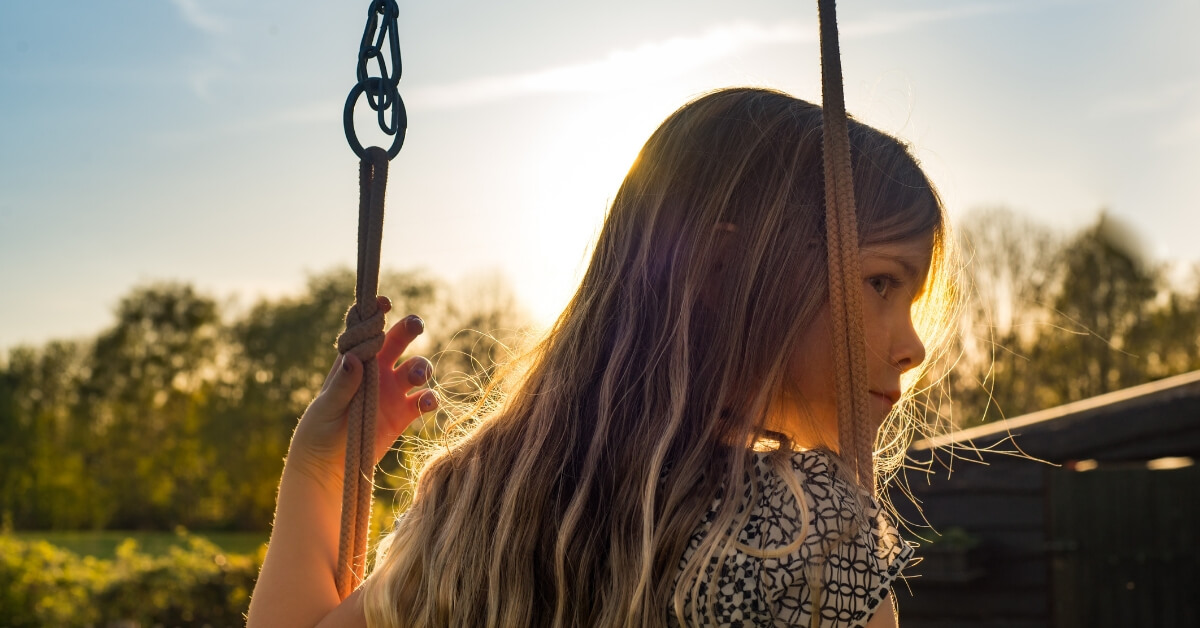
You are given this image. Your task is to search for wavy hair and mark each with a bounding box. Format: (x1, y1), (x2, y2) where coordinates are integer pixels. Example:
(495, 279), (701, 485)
(363, 87), (958, 627)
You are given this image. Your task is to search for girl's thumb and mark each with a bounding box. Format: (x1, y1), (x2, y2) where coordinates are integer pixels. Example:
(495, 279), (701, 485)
(326, 353), (365, 407)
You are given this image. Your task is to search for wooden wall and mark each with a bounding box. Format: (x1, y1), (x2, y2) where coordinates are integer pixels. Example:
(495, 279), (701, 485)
(886, 371), (1200, 628)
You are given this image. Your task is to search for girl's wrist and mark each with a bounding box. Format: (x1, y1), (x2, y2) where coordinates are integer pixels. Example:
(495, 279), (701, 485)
(284, 439), (346, 499)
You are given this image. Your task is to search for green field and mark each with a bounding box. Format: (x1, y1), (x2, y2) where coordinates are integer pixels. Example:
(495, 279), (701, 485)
(14, 530), (269, 559)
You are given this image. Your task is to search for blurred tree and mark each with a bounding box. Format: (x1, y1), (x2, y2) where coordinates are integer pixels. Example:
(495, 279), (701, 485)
(74, 282), (224, 529)
(0, 341), (90, 529)
(959, 207), (1059, 337)
(0, 267), (530, 532)
(951, 210), (1193, 426)
(1040, 213), (1159, 403)
(213, 268), (443, 527)
(1128, 267), (1200, 379)
(953, 208), (1059, 424)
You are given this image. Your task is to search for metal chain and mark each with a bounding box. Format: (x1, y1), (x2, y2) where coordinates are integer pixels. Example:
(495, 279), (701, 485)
(344, 0), (407, 160)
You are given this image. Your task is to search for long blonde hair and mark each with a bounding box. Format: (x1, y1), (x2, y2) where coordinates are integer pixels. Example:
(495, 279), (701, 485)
(363, 87), (957, 627)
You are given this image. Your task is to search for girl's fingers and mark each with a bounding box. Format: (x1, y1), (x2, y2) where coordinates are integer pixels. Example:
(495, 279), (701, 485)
(308, 353), (364, 421)
(317, 354), (344, 394)
(374, 388), (438, 461)
(380, 314), (424, 367)
(393, 355), (433, 389)
(320, 297), (391, 393)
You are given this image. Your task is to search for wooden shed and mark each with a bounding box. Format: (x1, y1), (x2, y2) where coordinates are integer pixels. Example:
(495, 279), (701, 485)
(889, 369), (1200, 628)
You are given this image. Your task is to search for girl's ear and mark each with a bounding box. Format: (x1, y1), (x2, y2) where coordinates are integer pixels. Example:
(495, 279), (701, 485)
(700, 222), (740, 311)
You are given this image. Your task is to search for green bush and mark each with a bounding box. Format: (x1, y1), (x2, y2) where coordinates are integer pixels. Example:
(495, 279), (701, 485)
(928, 526), (981, 550)
(0, 532), (262, 628)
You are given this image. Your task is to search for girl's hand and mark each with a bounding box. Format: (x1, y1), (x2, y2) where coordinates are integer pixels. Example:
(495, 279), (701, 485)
(289, 297), (438, 483)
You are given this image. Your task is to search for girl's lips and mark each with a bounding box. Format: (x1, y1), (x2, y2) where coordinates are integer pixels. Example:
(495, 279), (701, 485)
(870, 390), (900, 406)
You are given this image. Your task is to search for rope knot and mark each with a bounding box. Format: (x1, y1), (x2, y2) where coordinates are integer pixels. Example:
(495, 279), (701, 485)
(337, 300), (386, 361)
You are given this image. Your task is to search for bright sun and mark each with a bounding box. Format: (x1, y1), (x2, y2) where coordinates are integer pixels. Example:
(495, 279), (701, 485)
(520, 93), (683, 326)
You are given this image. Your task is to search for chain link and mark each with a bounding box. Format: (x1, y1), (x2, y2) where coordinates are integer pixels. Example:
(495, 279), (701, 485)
(344, 0), (407, 160)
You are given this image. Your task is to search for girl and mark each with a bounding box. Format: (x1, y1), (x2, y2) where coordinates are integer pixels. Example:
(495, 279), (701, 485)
(248, 87), (956, 628)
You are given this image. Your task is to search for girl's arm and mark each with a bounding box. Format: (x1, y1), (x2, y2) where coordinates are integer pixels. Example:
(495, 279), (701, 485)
(248, 445), (365, 628)
(247, 300), (435, 628)
(865, 598), (898, 628)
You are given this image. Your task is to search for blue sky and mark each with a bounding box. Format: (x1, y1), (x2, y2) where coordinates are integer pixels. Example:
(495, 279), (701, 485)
(2, 0), (1198, 352)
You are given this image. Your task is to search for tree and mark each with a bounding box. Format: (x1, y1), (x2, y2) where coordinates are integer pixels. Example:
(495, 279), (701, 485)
(951, 210), (1194, 426)
(1128, 268), (1200, 379)
(75, 282), (225, 529)
(0, 341), (90, 528)
(2, 267), (534, 532)
(959, 207), (1059, 337)
(1040, 213), (1159, 402)
(952, 208), (1059, 424)
(214, 268), (444, 527)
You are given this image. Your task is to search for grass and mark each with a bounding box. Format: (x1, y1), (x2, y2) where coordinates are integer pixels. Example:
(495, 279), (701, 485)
(13, 529), (269, 559)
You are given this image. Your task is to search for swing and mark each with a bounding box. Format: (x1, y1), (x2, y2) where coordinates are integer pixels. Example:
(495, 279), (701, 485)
(329, 0), (875, 601)
(333, 0), (406, 599)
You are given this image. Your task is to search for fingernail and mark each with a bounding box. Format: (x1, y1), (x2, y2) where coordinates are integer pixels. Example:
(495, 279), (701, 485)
(420, 392), (437, 411)
(408, 361), (428, 385)
(343, 355), (354, 372)
(405, 315), (424, 335)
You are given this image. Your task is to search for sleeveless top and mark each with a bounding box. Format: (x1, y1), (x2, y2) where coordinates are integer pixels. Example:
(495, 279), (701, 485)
(669, 449), (913, 627)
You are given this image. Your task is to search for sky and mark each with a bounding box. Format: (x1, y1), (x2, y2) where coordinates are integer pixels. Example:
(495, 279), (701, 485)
(1, 0), (1198, 353)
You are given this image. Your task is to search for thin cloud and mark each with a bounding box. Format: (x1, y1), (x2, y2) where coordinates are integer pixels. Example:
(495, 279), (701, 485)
(408, 22), (803, 109)
(264, 3), (1012, 122)
(408, 3), (1009, 110)
(1085, 79), (1200, 146)
(187, 66), (225, 100)
(170, 0), (235, 99)
(1088, 80), (1196, 120)
(840, 4), (1009, 38)
(171, 0), (229, 36)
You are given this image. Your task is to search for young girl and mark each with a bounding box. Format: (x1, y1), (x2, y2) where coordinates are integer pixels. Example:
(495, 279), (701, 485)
(248, 87), (955, 628)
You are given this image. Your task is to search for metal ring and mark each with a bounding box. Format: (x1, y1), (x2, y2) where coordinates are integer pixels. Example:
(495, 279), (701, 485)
(343, 78), (407, 160)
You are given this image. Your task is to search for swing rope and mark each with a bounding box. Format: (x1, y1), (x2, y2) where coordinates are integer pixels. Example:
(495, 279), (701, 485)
(817, 0), (874, 493)
(335, 0), (407, 598)
(335, 147), (390, 598)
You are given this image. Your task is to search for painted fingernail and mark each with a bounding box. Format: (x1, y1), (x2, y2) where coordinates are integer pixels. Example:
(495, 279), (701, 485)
(420, 392), (437, 411)
(408, 361), (428, 385)
(342, 355), (354, 372)
(405, 315), (424, 335)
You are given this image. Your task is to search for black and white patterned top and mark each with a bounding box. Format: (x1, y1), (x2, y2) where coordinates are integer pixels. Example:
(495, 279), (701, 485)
(669, 449), (913, 627)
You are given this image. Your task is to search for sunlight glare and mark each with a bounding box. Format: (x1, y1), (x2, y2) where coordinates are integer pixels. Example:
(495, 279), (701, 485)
(520, 92), (682, 327)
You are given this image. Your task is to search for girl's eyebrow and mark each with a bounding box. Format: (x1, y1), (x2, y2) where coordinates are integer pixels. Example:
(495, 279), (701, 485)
(894, 258), (924, 283)
(865, 253), (925, 283)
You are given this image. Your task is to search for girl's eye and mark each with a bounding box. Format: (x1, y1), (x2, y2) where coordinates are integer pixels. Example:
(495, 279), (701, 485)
(868, 275), (895, 299)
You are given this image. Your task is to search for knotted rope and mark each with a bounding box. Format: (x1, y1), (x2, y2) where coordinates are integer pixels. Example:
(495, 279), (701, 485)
(333, 0), (406, 597)
(335, 146), (390, 598)
(817, 0), (874, 493)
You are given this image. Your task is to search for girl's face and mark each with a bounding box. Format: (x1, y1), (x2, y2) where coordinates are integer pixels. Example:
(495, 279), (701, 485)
(779, 234), (933, 450)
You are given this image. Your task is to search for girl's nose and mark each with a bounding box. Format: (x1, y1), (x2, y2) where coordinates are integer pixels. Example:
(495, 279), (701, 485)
(894, 317), (927, 373)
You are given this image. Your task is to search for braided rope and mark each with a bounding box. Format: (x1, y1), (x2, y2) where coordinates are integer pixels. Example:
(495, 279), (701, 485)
(817, 0), (874, 493)
(335, 146), (390, 598)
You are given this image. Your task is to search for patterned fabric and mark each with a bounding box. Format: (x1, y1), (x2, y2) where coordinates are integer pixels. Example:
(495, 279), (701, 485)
(669, 449), (913, 627)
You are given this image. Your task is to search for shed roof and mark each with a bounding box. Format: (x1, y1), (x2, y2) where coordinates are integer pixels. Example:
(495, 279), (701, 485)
(913, 369), (1200, 462)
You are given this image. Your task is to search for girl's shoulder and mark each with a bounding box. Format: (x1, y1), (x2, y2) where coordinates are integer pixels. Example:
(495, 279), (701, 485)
(747, 448), (909, 562)
(672, 448), (913, 627)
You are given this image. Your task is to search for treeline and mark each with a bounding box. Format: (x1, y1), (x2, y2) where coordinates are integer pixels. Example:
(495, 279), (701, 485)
(949, 209), (1200, 425)
(3, 210), (1199, 532)
(0, 268), (527, 532)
